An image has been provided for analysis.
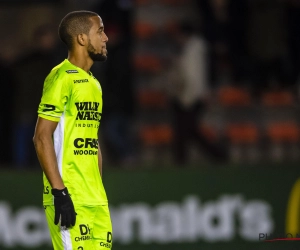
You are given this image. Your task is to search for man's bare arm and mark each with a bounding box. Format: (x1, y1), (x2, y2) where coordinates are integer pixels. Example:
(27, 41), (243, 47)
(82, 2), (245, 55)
(33, 117), (65, 189)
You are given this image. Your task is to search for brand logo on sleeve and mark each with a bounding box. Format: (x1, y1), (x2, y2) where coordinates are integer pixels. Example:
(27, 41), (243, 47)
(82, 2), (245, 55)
(42, 104), (55, 112)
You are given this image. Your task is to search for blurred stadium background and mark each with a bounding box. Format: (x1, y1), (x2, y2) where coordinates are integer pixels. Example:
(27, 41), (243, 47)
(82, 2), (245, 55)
(0, 0), (299, 249)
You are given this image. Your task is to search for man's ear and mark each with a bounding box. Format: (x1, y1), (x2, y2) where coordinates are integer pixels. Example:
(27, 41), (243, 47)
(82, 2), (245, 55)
(76, 33), (88, 46)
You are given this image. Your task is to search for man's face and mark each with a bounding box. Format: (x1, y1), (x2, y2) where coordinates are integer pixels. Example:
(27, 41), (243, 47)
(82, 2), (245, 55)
(87, 16), (108, 62)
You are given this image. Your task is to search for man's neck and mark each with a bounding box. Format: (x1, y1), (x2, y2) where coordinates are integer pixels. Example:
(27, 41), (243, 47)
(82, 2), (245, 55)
(68, 51), (93, 73)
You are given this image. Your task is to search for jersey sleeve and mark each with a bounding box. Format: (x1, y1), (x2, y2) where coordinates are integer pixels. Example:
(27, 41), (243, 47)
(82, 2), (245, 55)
(38, 70), (71, 122)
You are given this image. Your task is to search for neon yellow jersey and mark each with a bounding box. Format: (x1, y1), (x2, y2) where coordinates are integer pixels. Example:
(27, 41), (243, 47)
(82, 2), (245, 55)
(38, 59), (107, 205)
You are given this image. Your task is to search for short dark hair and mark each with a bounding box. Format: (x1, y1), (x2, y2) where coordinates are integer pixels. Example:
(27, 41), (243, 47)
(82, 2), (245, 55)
(58, 10), (99, 49)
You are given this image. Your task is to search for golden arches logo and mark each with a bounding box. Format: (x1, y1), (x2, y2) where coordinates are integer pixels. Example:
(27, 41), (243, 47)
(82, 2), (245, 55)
(286, 178), (300, 235)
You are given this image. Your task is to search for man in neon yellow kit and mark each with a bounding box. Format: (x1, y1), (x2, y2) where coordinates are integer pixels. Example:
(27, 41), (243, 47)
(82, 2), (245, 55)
(33, 11), (112, 249)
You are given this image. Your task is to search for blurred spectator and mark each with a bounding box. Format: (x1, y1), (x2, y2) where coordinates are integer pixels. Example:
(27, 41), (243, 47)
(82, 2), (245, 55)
(198, 0), (249, 88)
(247, 0), (289, 94)
(93, 1), (136, 166)
(11, 24), (62, 168)
(0, 60), (14, 166)
(167, 22), (228, 165)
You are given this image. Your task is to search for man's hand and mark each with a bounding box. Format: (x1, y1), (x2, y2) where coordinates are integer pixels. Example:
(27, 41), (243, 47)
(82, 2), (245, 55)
(51, 187), (76, 228)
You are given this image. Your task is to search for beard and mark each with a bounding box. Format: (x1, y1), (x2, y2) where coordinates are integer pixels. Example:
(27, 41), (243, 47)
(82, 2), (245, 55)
(87, 40), (107, 62)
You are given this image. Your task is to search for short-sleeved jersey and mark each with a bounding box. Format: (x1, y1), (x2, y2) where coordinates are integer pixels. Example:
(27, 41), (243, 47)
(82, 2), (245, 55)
(38, 59), (107, 205)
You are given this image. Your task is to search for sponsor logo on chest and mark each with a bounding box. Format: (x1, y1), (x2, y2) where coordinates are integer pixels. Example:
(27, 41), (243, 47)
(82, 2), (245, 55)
(74, 79), (89, 84)
(75, 102), (102, 122)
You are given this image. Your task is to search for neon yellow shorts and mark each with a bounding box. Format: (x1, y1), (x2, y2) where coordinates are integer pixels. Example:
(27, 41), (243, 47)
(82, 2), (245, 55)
(45, 205), (113, 250)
